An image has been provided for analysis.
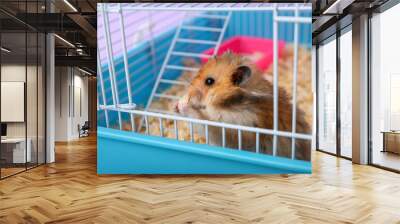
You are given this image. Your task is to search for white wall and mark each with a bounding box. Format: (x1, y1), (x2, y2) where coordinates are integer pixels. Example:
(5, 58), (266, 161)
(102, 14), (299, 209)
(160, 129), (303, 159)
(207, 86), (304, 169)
(55, 67), (69, 141)
(1, 63), (46, 164)
(54, 67), (89, 141)
(71, 73), (89, 138)
(1, 65), (40, 138)
(1, 65), (26, 139)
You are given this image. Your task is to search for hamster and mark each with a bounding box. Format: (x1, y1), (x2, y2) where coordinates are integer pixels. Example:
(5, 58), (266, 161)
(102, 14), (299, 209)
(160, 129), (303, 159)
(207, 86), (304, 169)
(175, 52), (311, 161)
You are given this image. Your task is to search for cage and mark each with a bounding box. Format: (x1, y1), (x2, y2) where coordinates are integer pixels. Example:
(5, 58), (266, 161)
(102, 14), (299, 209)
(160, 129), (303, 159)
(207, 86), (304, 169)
(97, 3), (313, 174)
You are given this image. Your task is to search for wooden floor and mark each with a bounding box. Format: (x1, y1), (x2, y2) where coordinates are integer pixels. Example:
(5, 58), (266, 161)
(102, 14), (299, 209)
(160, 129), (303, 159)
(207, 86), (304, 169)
(1, 135), (400, 223)
(1, 167), (26, 178)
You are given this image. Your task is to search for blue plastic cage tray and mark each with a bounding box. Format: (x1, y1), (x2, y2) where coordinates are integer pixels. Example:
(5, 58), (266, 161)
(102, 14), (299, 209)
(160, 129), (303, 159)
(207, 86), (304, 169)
(98, 127), (311, 174)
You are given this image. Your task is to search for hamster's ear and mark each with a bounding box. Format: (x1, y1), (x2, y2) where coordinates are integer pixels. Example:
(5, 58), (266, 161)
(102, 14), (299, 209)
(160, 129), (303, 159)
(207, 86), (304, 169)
(232, 65), (251, 86)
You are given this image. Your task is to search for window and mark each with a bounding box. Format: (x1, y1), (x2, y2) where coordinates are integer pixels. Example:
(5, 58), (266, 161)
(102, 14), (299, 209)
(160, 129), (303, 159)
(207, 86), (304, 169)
(370, 2), (400, 171)
(339, 28), (352, 158)
(389, 74), (400, 130)
(318, 36), (337, 154)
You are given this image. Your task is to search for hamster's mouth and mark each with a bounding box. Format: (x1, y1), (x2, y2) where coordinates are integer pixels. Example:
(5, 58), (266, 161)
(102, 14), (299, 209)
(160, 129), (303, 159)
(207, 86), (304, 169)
(191, 104), (206, 110)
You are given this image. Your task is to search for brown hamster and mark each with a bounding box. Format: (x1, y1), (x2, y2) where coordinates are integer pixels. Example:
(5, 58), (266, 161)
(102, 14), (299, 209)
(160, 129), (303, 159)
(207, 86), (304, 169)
(175, 52), (311, 161)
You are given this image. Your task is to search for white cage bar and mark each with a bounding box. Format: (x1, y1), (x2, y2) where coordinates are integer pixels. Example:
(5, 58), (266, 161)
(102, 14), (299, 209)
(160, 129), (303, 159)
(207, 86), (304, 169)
(97, 49), (109, 128)
(101, 4), (122, 130)
(98, 3), (312, 160)
(118, 3), (136, 131)
(102, 3), (311, 12)
(291, 6), (300, 159)
(100, 105), (312, 141)
(272, 7), (279, 156)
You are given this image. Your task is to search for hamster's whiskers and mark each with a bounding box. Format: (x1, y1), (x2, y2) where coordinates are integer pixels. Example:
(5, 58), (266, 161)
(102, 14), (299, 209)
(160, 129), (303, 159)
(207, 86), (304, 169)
(244, 90), (272, 98)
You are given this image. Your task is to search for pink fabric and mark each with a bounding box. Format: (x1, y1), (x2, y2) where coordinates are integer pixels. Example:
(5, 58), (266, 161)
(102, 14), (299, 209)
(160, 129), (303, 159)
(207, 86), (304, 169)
(202, 36), (285, 71)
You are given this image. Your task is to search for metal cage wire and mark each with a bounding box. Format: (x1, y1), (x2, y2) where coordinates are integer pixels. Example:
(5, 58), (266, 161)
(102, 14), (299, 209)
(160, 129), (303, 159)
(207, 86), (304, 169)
(97, 3), (312, 160)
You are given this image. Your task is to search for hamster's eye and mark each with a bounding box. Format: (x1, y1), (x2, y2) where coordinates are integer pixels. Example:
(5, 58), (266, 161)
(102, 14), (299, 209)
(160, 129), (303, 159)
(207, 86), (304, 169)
(205, 77), (215, 86)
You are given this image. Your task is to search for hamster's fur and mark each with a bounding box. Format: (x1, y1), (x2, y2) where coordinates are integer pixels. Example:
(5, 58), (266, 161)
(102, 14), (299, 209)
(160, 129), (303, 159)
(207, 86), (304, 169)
(176, 52), (311, 161)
